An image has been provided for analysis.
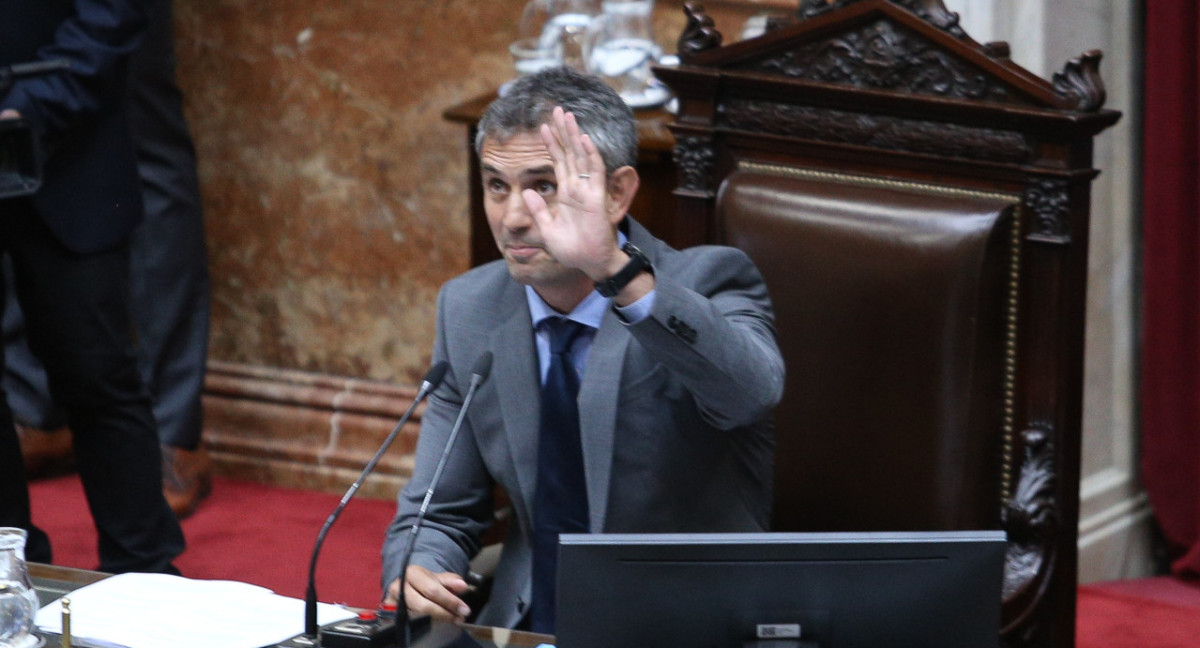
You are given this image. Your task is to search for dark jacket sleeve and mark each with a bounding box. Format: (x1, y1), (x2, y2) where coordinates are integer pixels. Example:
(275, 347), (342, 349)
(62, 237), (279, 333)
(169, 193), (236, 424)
(1, 0), (148, 153)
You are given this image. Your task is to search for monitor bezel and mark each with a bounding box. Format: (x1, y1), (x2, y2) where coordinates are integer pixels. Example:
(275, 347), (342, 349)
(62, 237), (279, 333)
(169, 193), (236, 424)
(555, 530), (1006, 648)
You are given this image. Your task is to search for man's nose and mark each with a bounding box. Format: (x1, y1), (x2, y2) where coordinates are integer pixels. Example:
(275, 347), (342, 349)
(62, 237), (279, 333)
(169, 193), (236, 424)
(502, 190), (534, 230)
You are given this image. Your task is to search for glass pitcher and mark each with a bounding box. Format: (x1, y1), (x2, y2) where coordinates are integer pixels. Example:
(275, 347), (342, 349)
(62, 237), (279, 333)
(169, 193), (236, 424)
(0, 528), (40, 648)
(584, 0), (665, 106)
(517, 0), (599, 72)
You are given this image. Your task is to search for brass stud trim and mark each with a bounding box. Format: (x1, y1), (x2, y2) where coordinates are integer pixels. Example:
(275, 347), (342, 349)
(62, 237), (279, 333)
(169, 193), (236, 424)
(737, 162), (1024, 511)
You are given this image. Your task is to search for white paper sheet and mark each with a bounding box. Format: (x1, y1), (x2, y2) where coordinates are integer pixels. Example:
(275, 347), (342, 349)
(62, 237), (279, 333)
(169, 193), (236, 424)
(34, 572), (357, 648)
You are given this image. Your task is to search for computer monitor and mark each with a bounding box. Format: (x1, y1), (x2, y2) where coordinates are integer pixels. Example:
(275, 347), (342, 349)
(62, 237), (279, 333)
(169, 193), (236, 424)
(555, 530), (1006, 648)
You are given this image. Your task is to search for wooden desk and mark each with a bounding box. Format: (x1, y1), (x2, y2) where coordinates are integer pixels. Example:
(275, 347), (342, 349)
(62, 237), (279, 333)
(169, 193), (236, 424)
(414, 622), (553, 648)
(443, 93), (678, 268)
(30, 563), (552, 648)
(30, 562), (108, 609)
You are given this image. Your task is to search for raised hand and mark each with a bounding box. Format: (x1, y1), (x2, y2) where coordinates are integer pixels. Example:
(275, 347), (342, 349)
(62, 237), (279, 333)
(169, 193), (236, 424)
(522, 106), (623, 282)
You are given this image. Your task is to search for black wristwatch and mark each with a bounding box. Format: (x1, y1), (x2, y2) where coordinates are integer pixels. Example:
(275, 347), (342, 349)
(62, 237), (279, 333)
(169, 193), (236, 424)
(594, 242), (653, 298)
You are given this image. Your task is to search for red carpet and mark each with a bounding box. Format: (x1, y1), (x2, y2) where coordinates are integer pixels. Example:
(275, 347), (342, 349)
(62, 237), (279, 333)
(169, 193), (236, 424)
(28, 474), (397, 609)
(1076, 576), (1200, 648)
(30, 474), (1200, 645)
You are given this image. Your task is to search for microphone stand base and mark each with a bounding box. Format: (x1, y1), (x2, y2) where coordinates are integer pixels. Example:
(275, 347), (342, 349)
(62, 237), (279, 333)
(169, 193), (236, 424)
(275, 615), (426, 648)
(396, 615), (432, 647)
(320, 616), (399, 648)
(275, 634), (321, 647)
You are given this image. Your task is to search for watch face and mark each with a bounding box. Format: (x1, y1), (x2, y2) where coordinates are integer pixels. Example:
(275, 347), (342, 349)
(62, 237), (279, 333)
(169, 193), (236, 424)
(626, 246), (651, 273)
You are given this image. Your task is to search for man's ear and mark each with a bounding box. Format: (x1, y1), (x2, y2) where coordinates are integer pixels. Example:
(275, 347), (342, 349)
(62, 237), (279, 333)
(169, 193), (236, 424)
(605, 166), (640, 224)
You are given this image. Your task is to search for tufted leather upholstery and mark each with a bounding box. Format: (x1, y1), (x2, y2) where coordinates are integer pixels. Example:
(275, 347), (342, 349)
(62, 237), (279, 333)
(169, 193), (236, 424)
(718, 166), (1018, 533)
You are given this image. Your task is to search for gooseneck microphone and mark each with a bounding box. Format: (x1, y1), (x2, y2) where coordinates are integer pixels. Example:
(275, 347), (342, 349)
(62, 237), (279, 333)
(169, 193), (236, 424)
(302, 361), (449, 639)
(397, 351), (493, 646)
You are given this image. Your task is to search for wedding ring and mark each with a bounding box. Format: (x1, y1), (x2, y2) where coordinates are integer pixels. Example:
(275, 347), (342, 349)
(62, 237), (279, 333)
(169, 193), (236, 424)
(578, 173), (590, 179)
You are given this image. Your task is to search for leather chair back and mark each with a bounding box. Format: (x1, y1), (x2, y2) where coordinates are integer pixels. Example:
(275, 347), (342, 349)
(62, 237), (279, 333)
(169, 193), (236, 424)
(719, 165), (1017, 533)
(654, 2), (1121, 647)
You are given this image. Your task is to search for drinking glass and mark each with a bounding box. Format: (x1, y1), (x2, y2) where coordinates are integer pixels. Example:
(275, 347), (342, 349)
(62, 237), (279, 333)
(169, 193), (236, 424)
(517, 0), (599, 72)
(510, 37), (557, 77)
(584, 0), (667, 106)
(0, 528), (39, 648)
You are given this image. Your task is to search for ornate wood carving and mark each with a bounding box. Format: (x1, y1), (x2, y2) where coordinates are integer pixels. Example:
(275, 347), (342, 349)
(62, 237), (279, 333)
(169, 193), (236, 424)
(983, 41), (1011, 60)
(1000, 617), (1044, 648)
(1024, 178), (1072, 244)
(674, 135), (716, 193)
(1052, 50), (1107, 112)
(1000, 426), (1058, 642)
(764, 14), (798, 34)
(744, 19), (1012, 102)
(659, 3), (1120, 645)
(799, 0), (966, 39)
(678, 2), (723, 60)
(1001, 426), (1057, 600)
(721, 98), (1031, 163)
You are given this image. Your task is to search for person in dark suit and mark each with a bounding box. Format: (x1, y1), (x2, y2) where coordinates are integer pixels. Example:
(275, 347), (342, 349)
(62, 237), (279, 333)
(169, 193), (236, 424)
(0, 0), (185, 574)
(2, 0), (213, 518)
(124, 0), (212, 518)
(381, 67), (784, 633)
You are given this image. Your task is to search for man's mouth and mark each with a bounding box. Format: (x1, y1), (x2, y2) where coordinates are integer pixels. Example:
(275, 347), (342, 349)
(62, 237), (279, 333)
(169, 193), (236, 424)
(505, 241), (544, 261)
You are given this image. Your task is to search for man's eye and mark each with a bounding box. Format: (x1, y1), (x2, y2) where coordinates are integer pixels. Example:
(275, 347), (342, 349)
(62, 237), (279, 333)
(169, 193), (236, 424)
(534, 180), (556, 196)
(486, 179), (508, 194)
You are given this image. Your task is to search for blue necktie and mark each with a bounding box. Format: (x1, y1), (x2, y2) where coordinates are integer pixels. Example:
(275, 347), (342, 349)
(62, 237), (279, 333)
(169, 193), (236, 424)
(530, 317), (590, 634)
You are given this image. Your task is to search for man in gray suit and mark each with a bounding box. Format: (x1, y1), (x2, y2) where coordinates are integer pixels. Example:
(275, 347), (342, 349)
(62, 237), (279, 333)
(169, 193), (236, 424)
(382, 67), (784, 633)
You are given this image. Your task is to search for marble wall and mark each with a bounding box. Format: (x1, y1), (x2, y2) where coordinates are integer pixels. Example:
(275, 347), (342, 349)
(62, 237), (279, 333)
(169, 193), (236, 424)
(174, 0), (771, 495)
(176, 0), (512, 385)
(173, 0), (767, 385)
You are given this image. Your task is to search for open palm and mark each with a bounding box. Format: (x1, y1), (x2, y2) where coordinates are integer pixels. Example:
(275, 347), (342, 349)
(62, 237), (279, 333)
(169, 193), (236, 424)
(522, 107), (620, 282)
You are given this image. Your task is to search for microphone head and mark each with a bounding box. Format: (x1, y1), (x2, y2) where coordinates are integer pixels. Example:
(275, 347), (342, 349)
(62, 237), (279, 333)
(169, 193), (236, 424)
(470, 351), (494, 384)
(423, 361), (449, 391)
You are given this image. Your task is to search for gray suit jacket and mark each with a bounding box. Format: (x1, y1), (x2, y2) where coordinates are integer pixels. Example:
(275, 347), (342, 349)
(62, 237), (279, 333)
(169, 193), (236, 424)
(382, 218), (785, 627)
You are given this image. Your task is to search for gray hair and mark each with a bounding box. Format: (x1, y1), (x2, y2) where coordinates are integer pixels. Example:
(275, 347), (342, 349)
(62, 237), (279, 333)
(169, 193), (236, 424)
(475, 67), (638, 174)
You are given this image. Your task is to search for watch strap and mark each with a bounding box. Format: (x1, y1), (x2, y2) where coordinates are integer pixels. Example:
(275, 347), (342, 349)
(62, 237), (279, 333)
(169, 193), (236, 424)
(594, 242), (653, 298)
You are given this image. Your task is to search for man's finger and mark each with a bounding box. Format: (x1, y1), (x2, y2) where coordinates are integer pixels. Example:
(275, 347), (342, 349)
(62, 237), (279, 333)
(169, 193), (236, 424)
(542, 119), (572, 180)
(383, 578), (402, 606)
(563, 110), (589, 169)
(436, 571), (472, 595)
(523, 188), (553, 229)
(406, 567), (471, 620)
(553, 106), (588, 181)
(578, 133), (600, 182)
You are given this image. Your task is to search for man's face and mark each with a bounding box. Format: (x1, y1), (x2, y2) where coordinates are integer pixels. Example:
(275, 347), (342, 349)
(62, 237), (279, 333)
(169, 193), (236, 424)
(480, 131), (585, 290)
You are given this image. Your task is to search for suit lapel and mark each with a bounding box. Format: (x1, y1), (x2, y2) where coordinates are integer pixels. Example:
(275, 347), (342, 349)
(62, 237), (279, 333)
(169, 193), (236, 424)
(576, 217), (657, 532)
(579, 307), (630, 533)
(491, 217), (653, 533)
(491, 289), (541, 527)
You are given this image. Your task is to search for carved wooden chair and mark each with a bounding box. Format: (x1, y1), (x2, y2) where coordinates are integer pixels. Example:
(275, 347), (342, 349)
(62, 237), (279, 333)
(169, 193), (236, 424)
(653, 2), (1120, 647)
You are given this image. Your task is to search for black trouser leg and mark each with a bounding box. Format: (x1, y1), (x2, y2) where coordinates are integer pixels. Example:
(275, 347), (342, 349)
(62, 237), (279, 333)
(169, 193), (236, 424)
(4, 201), (184, 574)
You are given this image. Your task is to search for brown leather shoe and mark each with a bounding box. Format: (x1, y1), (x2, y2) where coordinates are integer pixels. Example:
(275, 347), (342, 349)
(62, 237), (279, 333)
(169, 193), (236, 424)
(16, 422), (74, 478)
(161, 444), (213, 520)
